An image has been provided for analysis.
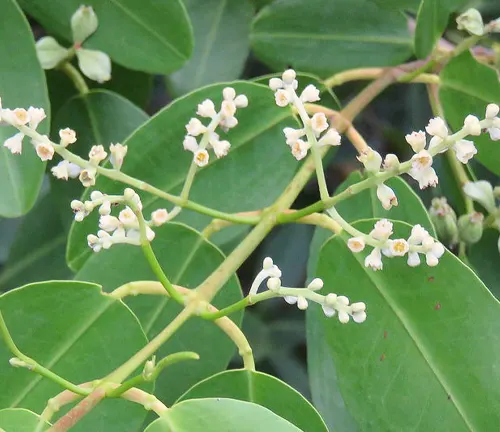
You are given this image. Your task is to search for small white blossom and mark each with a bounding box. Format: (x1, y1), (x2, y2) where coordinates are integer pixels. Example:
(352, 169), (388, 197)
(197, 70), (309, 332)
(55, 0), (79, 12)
(307, 278), (324, 291)
(222, 87), (236, 101)
(211, 139), (231, 158)
(463, 181), (496, 213)
(408, 224), (429, 245)
(6, 108), (30, 126)
(183, 135), (199, 153)
(269, 77), (284, 91)
(71, 200), (88, 222)
(388, 238), (409, 256)
(409, 166), (439, 189)
(35, 141), (55, 161)
(405, 130), (426, 153)
(357, 147), (382, 173)
(297, 296), (308, 310)
(59, 128), (77, 146)
(377, 183), (398, 210)
(456, 8), (484, 36)
(425, 117), (448, 138)
(290, 139), (310, 161)
(364, 247), (383, 271)
(411, 150), (433, 171)
(463, 115), (481, 136)
(51, 160), (81, 180)
(486, 103), (499, 119)
(109, 143), (128, 170)
(283, 127), (305, 145)
(263, 257), (274, 270)
(27, 107), (46, 130)
(89, 145), (107, 164)
(196, 99), (217, 118)
(221, 99), (236, 118)
(383, 153), (400, 170)
(234, 94), (248, 108)
(219, 115), (238, 132)
(284, 296), (297, 305)
(99, 215), (121, 232)
(194, 149), (209, 167)
(151, 209), (169, 226)
(79, 167), (97, 187)
(453, 139), (477, 164)
(267, 277), (281, 291)
(428, 136), (446, 153)
(487, 126), (500, 141)
(119, 207), (137, 227)
(274, 89), (291, 107)
(347, 237), (365, 253)
(186, 118), (207, 136)
(407, 251), (421, 267)
(87, 234), (101, 252)
(318, 128), (341, 147)
(99, 200), (111, 216)
(370, 219), (393, 241)
(300, 84), (320, 103)
(282, 69), (296, 85)
(3, 132), (24, 154)
(310, 113), (328, 136)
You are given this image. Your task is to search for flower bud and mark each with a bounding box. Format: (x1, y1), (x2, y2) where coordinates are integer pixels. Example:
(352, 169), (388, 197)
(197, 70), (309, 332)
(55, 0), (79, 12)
(76, 48), (111, 83)
(458, 212), (484, 244)
(71, 5), (99, 44)
(429, 197), (458, 247)
(36, 36), (69, 70)
(456, 8), (485, 36)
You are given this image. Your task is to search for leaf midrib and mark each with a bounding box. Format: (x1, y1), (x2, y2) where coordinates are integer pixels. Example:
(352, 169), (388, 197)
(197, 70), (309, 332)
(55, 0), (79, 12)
(252, 32), (411, 45)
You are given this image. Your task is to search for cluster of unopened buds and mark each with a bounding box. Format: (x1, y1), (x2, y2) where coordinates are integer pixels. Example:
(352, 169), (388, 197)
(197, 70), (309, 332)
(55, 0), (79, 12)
(70, 188), (168, 252)
(269, 69), (341, 160)
(347, 219), (445, 271)
(183, 87), (248, 167)
(249, 258), (366, 323)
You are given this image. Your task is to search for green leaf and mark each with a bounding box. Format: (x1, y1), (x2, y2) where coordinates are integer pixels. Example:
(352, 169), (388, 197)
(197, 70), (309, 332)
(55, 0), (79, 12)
(0, 408), (49, 431)
(440, 51), (500, 175)
(469, 228), (500, 299)
(145, 398), (302, 431)
(18, 0), (193, 74)
(50, 89), (148, 229)
(307, 171), (436, 278)
(0, 192), (72, 291)
(178, 369), (327, 432)
(67, 81), (297, 271)
(75, 222), (243, 404)
(370, 0), (421, 11)
(414, 0), (462, 58)
(167, 0), (254, 96)
(309, 219), (500, 430)
(0, 281), (150, 432)
(0, 0), (49, 217)
(250, 0), (412, 78)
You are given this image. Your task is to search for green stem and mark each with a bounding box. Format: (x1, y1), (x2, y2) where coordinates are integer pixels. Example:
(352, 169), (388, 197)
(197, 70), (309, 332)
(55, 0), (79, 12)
(0, 311), (90, 396)
(398, 59), (437, 83)
(59, 62), (89, 95)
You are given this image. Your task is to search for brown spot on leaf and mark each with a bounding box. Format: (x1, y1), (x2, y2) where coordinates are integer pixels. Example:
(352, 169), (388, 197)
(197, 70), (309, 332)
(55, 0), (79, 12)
(380, 354), (386, 361)
(383, 330), (388, 339)
(434, 302), (441, 310)
(428, 276), (435, 282)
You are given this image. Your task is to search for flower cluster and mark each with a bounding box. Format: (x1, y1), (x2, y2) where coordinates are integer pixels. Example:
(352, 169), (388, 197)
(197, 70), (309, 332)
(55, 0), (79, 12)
(250, 258), (366, 324)
(269, 69), (341, 161)
(348, 220), (445, 271)
(70, 188), (168, 252)
(183, 87), (248, 167)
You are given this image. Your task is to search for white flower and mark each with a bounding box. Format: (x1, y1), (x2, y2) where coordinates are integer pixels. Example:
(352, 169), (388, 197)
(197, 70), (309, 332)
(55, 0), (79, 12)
(463, 181), (496, 213)
(194, 148), (209, 167)
(409, 167), (439, 189)
(27, 107), (46, 130)
(212, 139), (231, 158)
(456, 8), (484, 36)
(109, 143), (128, 170)
(300, 84), (320, 103)
(267, 277), (281, 291)
(219, 115), (238, 131)
(99, 200), (111, 216)
(283, 127), (305, 145)
(407, 251), (421, 267)
(222, 87), (236, 101)
(307, 278), (324, 291)
(318, 128), (341, 147)
(284, 296), (297, 305)
(290, 139), (310, 161)
(377, 183), (398, 210)
(405, 130), (426, 153)
(90, 191), (103, 201)
(357, 147), (382, 172)
(119, 207), (137, 227)
(282, 69), (296, 85)
(383, 153), (400, 170)
(425, 117), (448, 138)
(453, 139), (477, 164)
(6, 108), (30, 126)
(269, 77), (284, 91)
(196, 99), (216, 118)
(35, 141), (54, 161)
(183, 135), (199, 153)
(3, 132), (24, 154)
(370, 219), (393, 241)
(89, 145), (107, 164)
(234, 94), (248, 108)
(79, 167), (97, 187)
(425, 241), (445, 266)
(351, 302), (367, 323)
(59, 128), (77, 146)
(428, 136), (446, 153)
(486, 103), (499, 119)
(274, 89), (291, 107)
(487, 126), (500, 141)
(151, 209), (169, 226)
(297, 296), (308, 310)
(463, 115), (481, 136)
(408, 224), (429, 245)
(51, 160), (77, 180)
(87, 234), (101, 252)
(221, 100), (236, 118)
(263, 257), (274, 269)
(388, 238), (409, 256)
(99, 215), (121, 232)
(186, 118), (207, 136)
(411, 150), (433, 171)
(347, 237), (365, 253)
(310, 113), (328, 136)
(364, 247), (383, 271)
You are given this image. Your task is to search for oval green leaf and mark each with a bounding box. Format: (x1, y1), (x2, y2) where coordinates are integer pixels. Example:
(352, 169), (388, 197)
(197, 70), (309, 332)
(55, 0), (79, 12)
(439, 51), (500, 175)
(75, 222), (243, 404)
(0, 408), (49, 432)
(67, 81), (297, 271)
(0, 0), (49, 217)
(168, 0), (254, 96)
(0, 281), (149, 432)
(469, 228), (500, 299)
(178, 369), (327, 432)
(309, 219), (500, 430)
(251, 0), (412, 77)
(145, 398), (302, 432)
(18, 0), (193, 74)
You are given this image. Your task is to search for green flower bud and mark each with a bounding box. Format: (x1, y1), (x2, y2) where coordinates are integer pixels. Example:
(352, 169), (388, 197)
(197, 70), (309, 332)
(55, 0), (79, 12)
(456, 8), (484, 36)
(429, 197), (458, 247)
(35, 36), (69, 70)
(76, 48), (111, 83)
(71, 5), (98, 44)
(458, 212), (484, 244)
